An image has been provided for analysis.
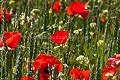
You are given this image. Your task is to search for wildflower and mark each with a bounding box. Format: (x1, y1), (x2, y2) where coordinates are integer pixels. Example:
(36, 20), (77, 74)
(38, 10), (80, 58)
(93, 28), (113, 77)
(73, 30), (79, 35)
(108, 53), (120, 73)
(53, 1), (60, 13)
(89, 32), (94, 37)
(100, 16), (105, 22)
(0, 31), (22, 50)
(78, 29), (82, 32)
(50, 30), (69, 44)
(33, 54), (63, 80)
(9, 0), (15, 5)
(53, 45), (60, 50)
(98, 0), (102, 3)
(102, 65), (116, 80)
(76, 55), (89, 66)
(66, 2), (89, 19)
(59, 21), (63, 25)
(97, 40), (104, 47)
(58, 25), (62, 30)
(69, 68), (91, 80)
(30, 9), (40, 16)
(20, 76), (35, 80)
(48, 2), (52, 9)
(0, 8), (12, 23)
(90, 22), (96, 28)
(102, 10), (108, 14)
(49, 8), (52, 14)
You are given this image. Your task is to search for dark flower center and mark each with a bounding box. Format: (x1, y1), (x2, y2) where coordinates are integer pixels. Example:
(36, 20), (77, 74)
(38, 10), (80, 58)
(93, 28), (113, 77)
(44, 67), (49, 74)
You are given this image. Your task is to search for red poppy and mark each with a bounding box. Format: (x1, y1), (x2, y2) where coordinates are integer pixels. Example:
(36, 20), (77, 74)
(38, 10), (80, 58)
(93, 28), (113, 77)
(102, 65), (116, 80)
(108, 58), (118, 67)
(20, 76), (35, 80)
(69, 68), (91, 80)
(53, 1), (60, 13)
(108, 53), (120, 74)
(33, 54), (63, 80)
(114, 53), (120, 59)
(0, 8), (8, 15)
(48, 2), (52, 9)
(0, 31), (22, 50)
(66, 2), (89, 19)
(0, 16), (2, 22)
(50, 30), (69, 44)
(0, 8), (12, 23)
(108, 53), (120, 67)
(66, 7), (73, 15)
(80, 10), (89, 19)
(100, 16), (105, 22)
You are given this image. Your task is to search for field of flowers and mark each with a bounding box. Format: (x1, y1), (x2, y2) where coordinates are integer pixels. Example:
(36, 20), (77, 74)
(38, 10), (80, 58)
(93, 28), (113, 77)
(0, 0), (120, 80)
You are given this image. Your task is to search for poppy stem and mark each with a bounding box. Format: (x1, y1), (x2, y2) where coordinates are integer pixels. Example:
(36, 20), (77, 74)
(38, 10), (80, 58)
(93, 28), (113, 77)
(2, 1), (9, 79)
(2, 5), (8, 51)
(35, 67), (40, 80)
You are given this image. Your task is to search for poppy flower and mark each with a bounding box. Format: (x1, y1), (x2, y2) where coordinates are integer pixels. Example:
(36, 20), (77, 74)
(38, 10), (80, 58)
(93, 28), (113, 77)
(33, 54), (63, 80)
(0, 31), (22, 50)
(48, 2), (52, 9)
(114, 53), (120, 59)
(53, 1), (60, 13)
(0, 16), (2, 22)
(20, 76), (36, 80)
(108, 53), (120, 74)
(66, 2), (89, 19)
(102, 65), (116, 80)
(66, 7), (73, 15)
(108, 58), (118, 66)
(0, 8), (8, 15)
(0, 8), (12, 23)
(80, 10), (89, 19)
(100, 16), (105, 22)
(108, 53), (120, 67)
(69, 68), (91, 80)
(50, 30), (69, 44)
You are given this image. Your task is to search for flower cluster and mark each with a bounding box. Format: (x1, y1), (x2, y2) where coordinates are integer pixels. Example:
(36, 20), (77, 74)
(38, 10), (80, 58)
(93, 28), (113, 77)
(0, 8), (21, 50)
(0, 8), (12, 23)
(70, 68), (91, 80)
(21, 54), (63, 80)
(0, 31), (21, 50)
(49, 1), (89, 19)
(102, 53), (120, 80)
(66, 2), (89, 19)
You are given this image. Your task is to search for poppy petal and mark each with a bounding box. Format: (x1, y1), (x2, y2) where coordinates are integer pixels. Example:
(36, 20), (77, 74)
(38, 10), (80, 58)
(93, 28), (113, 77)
(50, 30), (69, 44)
(33, 54), (62, 80)
(0, 38), (3, 47)
(0, 16), (2, 22)
(69, 2), (85, 15)
(53, 1), (60, 13)
(81, 10), (89, 19)
(69, 68), (81, 79)
(20, 76), (35, 80)
(80, 70), (91, 80)
(66, 6), (73, 15)
(1, 31), (22, 50)
(6, 13), (12, 23)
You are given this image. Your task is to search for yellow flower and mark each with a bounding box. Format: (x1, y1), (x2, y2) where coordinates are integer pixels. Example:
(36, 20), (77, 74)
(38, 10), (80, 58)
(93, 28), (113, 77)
(97, 40), (104, 47)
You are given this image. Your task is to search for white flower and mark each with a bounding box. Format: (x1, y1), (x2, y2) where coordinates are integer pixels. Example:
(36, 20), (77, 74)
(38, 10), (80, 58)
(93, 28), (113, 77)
(73, 30), (79, 34)
(105, 72), (113, 77)
(90, 22), (96, 28)
(89, 32), (94, 37)
(76, 55), (89, 65)
(97, 40), (104, 47)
